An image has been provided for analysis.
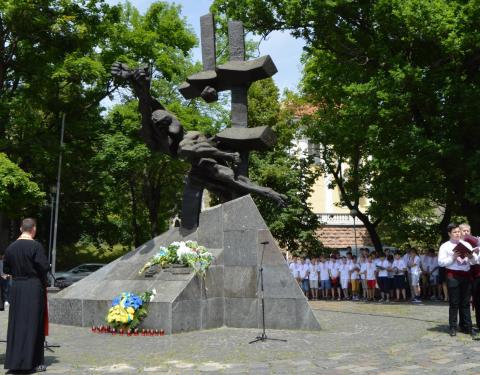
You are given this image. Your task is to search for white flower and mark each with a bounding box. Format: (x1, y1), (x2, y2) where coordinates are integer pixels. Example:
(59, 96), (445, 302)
(151, 288), (157, 295)
(177, 243), (195, 258)
(170, 241), (181, 247)
(150, 294), (155, 302)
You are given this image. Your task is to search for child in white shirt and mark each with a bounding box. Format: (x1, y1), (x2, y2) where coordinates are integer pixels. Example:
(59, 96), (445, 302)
(350, 256), (361, 301)
(407, 249), (422, 303)
(392, 252), (407, 301)
(309, 258), (319, 300)
(328, 257), (341, 300)
(363, 255), (377, 301)
(338, 257), (350, 300)
(318, 256), (331, 299)
(359, 255), (368, 300)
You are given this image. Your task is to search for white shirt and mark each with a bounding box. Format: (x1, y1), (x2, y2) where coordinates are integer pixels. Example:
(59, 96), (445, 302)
(318, 262), (330, 280)
(365, 262), (377, 280)
(429, 256), (439, 275)
(298, 264), (309, 279)
(438, 239), (477, 271)
(289, 262), (298, 278)
(419, 255), (428, 272)
(392, 259), (406, 275)
(407, 255), (421, 275)
(329, 261), (339, 278)
(350, 262), (360, 280)
(308, 263), (319, 280)
(360, 262), (367, 279)
(338, 263), (350, 279)
(376, 259), (389, 277)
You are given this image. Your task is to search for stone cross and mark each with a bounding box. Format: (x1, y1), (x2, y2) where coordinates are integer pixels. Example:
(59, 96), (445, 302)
(179, 13), (277, 177)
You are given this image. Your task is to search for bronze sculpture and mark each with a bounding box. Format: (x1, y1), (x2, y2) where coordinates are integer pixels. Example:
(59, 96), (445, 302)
(111, 14), (286, 230)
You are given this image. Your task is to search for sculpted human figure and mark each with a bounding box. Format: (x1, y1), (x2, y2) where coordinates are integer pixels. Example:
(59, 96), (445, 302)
(111, 62), (287, 209)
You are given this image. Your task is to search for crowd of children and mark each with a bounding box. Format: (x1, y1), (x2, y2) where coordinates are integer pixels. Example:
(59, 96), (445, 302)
(288, 248), (447, 303)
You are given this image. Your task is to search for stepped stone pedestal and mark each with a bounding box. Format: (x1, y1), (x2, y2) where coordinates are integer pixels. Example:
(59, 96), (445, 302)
(50, 195), (320, 333)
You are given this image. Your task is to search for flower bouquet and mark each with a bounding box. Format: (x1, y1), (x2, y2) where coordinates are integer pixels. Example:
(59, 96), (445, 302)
(106, 289), (156, 330)
(139, 240), (214, 276)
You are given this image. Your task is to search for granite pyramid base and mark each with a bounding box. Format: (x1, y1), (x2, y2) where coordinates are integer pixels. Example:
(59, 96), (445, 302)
(50, 195), (320, 333)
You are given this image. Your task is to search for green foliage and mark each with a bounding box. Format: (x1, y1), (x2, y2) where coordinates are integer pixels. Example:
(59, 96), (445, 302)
(0, 1), (217, 259)
(212, 0), (480, 244)
(0, 153), (44, 216)
(247, 79), (322, 254)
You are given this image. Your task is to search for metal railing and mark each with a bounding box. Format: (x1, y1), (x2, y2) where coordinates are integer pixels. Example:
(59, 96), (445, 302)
(317, 213), (361, 226)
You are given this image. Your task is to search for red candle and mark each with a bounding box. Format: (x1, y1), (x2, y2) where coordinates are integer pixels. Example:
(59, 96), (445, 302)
(111, 328), (116, 335)
(134, 329), (139, 336)
(119, 328), (124, 335)
(155, 329), (159, 336)
(149, 329), (154, 336)
(141, 329), (145, 336)
(159, 329), (165, 336)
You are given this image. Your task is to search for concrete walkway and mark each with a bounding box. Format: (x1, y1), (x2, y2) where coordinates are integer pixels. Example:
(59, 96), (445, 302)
(0, 300), (478, 374)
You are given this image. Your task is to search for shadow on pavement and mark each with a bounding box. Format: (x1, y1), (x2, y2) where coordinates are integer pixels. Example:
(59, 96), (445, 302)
(426, 324), (450, 333)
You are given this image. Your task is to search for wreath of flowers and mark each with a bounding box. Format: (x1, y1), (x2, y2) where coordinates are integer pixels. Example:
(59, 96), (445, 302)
(106, 289), (156, 330)
(139, 240), (214, 277)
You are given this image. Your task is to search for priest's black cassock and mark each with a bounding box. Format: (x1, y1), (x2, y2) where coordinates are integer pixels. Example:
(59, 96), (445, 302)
(3, 239), (49, 371)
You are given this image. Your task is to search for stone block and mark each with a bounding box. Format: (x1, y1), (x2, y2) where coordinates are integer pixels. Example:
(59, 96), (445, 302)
(172, 299), (202, 333)
(204, 265), (224, 299)
(141, 302), (172, 334)
(198, 204), (224, 249)
(223, 196), (267, 232)
(176, 276), (207, 301)
(223, 230), (258, 266)
(201, 297), (224, 329)
(225, 297), (259, 328)
(295, 300), (322, 330)
(262, 266), (304, 299)
(82, 299), (112, 327)
(257, 230), (287, 266)
(224, 266), (257, 298)
(262, 298), (298, 330)
(49, 298), (83, 326)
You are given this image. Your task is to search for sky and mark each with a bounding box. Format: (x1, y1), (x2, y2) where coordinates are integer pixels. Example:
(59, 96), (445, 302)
(106, 0), (305, 93)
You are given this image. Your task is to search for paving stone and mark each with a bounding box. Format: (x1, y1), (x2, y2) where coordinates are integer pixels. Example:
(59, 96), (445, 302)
(3, 301), (480, 374)
(432, 358), (453, 365)
(144, 366), (169, 372)
(349, 366), (378, 373)
(450, 363), (480, 371)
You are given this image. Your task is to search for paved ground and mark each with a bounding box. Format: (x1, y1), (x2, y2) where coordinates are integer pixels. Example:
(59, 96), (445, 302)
(1, 300), (479, 374)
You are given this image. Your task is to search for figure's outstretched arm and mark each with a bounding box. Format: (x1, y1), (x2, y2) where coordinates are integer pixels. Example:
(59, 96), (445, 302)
(112, 62), (178, 155)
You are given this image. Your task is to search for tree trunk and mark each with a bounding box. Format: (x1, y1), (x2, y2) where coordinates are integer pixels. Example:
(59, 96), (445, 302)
(356, 210), (383, 252)
(438, 200), (453, 244)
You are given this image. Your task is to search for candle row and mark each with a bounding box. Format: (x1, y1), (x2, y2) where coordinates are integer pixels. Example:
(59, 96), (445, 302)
(91, 326), (165, 336)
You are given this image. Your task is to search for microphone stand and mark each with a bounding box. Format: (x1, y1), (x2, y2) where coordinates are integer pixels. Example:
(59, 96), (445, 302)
(249, 241), (287, 344)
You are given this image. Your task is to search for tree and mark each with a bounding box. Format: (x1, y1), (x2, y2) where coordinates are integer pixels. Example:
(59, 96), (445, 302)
(0, 0), (210, 253)
(212, 0), (480, 245)
(247, 79), (322, 254)
(0, 153), (44, 216)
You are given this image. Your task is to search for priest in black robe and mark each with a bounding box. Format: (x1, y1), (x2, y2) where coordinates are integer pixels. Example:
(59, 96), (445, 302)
(3, 218), (50, 372)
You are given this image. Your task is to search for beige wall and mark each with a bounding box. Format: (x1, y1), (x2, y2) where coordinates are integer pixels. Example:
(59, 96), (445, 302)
(308, 173), (370, 214)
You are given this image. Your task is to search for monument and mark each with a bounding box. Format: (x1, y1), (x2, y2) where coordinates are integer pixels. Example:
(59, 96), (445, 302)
(49, 14), (321, 333)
